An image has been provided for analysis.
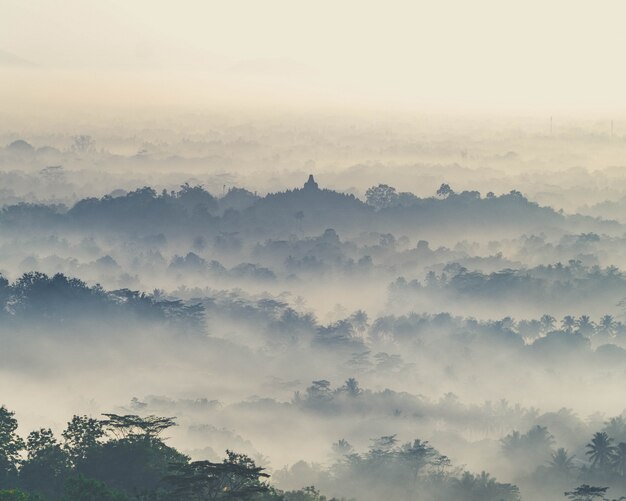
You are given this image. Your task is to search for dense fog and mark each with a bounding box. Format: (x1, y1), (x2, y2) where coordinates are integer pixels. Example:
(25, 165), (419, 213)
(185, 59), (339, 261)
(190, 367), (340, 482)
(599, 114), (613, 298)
(4, 1), (626, 499)
(2, 111), (626, 500)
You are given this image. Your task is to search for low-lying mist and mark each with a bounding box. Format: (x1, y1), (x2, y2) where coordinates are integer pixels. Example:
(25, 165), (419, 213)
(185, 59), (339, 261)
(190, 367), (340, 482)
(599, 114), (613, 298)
(3, 113), (626, 500)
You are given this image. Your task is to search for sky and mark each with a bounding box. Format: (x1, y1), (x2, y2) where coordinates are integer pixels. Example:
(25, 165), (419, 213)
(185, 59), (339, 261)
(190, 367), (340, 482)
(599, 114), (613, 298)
(1, 0), (626, 114)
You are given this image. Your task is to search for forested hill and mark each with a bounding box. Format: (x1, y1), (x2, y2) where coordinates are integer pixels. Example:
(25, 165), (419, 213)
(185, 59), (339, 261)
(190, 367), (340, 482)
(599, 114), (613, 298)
(0, 177), (614, 238)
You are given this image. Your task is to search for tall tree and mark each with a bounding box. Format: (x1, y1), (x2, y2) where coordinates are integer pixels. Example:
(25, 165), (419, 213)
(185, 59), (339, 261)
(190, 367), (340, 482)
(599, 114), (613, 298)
(586, 432), (616, 470)
(0, 407), (24, 488)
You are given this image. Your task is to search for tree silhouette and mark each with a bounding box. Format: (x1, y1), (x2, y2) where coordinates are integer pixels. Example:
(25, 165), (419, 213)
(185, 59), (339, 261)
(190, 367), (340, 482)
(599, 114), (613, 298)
(540, 314), (556, 333)
(0, 407), (24, 488)
(165, 451), (270, 500)
(549, 448), (575, 475)
(436, 183), (454, 198)
(599, 315), (617, 337)
(562, 315), (576, 333)
(62, 416), (105, 467)
(612, 442), (626, 476)
(586, 432), (616, 470)
(565, 484), (609, 500)
(365, 184), (399, 210)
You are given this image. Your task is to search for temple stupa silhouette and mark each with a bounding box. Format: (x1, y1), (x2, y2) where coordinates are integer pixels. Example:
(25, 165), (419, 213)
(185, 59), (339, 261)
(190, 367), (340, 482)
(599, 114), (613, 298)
(303, 174), (319, 190)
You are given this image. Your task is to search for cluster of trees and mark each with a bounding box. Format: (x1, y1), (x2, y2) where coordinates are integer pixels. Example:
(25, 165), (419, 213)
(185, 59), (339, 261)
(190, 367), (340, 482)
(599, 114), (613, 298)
(0, 178), (571, 237)
(389, 260), (626, 318)
(0, 184), (257, 233)
(369, 310), (626, 345)
(277, 434), (521, 501)
(365, 183), (529, 211)
(0, 272), (203, 331)
(501, 425), (626, 500)
(0, 406), (341, 501)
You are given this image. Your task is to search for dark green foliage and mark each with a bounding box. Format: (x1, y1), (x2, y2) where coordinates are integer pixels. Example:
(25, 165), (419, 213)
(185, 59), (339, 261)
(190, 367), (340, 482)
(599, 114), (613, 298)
(565, 484), (610, 500)
(0, 272), (204, 331)
(0, 490), (43, 501)
(60, 476), (130, 501)
(0, 407), (24, 488)
(165, 451), (270, 500)
(19, 429), (68, 498)
(78, 435), (187, 495)
(62, 416), (104, 467)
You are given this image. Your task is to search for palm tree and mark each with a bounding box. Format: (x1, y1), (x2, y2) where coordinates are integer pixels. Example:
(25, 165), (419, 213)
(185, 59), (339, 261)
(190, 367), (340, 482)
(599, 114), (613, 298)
(612, 442), (626, 476)
(349, 310), (369, 335)
(562, 315), (576, 333)
(599, 315), (617, 337)
(548, 447), (575, 475)
(586, 432), (616, 470)
(604, 417), (626, 442)
(577, 315), (595, 337)
(331, 439), (354, 457)
(341, 378), (362, 397)
(540, 314), (556, 333)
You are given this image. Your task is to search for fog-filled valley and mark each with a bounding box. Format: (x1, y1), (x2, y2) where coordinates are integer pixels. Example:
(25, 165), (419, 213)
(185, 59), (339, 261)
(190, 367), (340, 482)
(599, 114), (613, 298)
(5, 1), (626, 498)
(2, 112), (626, 501)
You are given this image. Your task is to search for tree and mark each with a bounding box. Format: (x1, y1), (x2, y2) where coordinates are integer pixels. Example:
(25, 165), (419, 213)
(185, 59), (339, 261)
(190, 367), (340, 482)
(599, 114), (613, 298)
(562, 315), (576, 333)
(70, 135), (96, 154)
(501, 426), (554, 468)
(612, 442), (626, 476)
(349, 310), (369, 335)
(540, 314), (556, 333)
(340, 378), (362, 397)
(452, 471), (520, 501)
(368, 435), (397, 456)
(282, 486), (328, 501)
(0, 491), (43, 501)
(304, 381), (333, 406)
(60, 476), (129, 501)
(564, 484), (609, 500)
(599, 315), (617, 337)
(577, 316), (595, 336)
(165, 451), (271, 500)
(77, 414), (186, 494)
(19, 428), (69, 498)
(100, 414), (177, 439)
(436, 183), (454, 198)
(331, 439), (353, 458)
(62, 416), (105, 467)
(176, 183), (218, 215)
(398, 439), (437, 483)
(549, 448), (575, 475)
(365, 185), (398, 210)
(79, 434), (187, 494)
(0, 407), (24, 488)
(586, 432), (616, 470)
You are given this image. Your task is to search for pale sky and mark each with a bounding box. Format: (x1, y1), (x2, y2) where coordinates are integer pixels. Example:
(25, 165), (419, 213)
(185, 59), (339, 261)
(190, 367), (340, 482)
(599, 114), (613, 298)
(1, 0), (626, 113)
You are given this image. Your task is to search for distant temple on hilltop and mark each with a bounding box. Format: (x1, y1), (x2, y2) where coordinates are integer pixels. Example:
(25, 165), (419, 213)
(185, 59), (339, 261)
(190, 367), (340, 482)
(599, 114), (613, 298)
(303, 174), (319, 191)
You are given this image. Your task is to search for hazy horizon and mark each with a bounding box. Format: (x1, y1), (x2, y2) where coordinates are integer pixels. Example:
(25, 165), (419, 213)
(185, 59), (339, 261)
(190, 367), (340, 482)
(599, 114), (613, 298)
(3, 2), (626, 501)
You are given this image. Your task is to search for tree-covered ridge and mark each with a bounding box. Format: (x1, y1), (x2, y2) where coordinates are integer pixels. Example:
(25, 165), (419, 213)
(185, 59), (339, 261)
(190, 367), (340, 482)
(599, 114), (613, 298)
(389, 260), (626, 317)
(0, 180), (586, 236)
(0, 272), (203, 330)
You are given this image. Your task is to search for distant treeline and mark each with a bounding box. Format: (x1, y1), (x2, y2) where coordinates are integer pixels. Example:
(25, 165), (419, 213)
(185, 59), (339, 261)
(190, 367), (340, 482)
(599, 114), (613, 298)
(0, 181), (578, 236)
